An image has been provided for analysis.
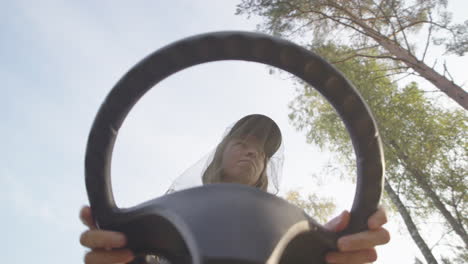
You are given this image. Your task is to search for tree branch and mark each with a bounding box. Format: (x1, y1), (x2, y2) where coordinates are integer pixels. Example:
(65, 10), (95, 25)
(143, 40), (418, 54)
(355, 52), (400, 61)
(283, 17), (328, 38)
(390, 0), (414, 55)
(422, 11), (434, 62)
(372, 70), (412, 81)
(391, 70), (420, 84)
(443, 60), (455, 82)
(430, 230), (453, 251)
(372, 0), (400, 44)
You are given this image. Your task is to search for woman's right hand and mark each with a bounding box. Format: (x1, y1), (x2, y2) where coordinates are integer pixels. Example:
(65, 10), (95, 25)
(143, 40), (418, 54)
(80, 206), (135, 264)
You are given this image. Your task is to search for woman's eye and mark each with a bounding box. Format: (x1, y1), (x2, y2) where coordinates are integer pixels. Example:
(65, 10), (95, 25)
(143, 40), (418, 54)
(232, 141), (243, 147)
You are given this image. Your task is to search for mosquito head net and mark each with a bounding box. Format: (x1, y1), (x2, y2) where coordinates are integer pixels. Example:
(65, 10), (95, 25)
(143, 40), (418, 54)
(166, 114), (285, 194)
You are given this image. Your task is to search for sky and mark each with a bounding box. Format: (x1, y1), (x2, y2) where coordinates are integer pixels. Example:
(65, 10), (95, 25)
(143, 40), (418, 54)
(1, 1), (466, 263)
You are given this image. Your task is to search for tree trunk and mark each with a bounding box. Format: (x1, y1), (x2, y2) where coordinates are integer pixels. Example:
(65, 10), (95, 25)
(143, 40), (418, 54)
(385, 181), (439, 264)
(370, 33), (468, 110)
(390, 141), (468, 247)
(336, 19), (467, 110)
(324, 1), (468, 109)
(406, 166), (468, 247)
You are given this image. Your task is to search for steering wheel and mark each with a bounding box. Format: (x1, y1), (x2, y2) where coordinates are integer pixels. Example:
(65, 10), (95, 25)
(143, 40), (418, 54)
(85, 31), (384, 264)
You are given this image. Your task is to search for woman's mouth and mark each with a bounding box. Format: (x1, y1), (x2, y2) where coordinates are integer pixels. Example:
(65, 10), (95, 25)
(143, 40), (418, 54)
(238, 160), (254, 166)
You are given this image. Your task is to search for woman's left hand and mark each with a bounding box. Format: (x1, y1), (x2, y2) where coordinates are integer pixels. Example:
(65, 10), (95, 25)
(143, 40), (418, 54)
(324, 207), (390, 264)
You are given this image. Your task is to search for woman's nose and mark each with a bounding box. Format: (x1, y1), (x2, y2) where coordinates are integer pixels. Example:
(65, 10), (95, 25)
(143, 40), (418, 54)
(245, 147), (259, 158)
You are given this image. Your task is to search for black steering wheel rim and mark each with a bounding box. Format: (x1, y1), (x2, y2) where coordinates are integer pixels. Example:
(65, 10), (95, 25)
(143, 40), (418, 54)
(85, 31), (384, 238)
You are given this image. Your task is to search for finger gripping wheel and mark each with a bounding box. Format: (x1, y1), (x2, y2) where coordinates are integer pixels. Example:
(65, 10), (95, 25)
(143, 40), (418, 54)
(85, 31), (384, 264)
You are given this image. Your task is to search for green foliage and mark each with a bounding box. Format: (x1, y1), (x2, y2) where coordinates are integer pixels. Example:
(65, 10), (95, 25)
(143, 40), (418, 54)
(236, 0), (467, 260)
(289, 43), (466, 210)
(284, 190), (336, 224)
(286, 43), (467, 261)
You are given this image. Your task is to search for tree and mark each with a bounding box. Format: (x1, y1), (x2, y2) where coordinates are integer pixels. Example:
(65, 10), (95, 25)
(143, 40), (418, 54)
(385, 181), (439, 264)
(285, 44), (467, 262)
(236, 0), (468, 109)
(284, 190), (336, 224)
(286, 184), (440, 263)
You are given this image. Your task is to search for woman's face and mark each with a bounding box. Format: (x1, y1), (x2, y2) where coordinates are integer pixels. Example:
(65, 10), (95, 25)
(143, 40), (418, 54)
(221, 135), (266, 186)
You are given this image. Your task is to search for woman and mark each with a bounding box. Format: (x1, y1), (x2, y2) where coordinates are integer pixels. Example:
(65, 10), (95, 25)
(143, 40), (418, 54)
(80, 114), (390, 264)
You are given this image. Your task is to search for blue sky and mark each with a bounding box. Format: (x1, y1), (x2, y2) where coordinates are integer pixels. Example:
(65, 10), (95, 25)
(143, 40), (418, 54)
(2, 1), (466, 263)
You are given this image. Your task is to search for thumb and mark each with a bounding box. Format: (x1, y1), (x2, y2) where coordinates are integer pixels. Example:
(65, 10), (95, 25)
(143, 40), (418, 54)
(324, 210), (350, 232)
(80, 205), (97, 229)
